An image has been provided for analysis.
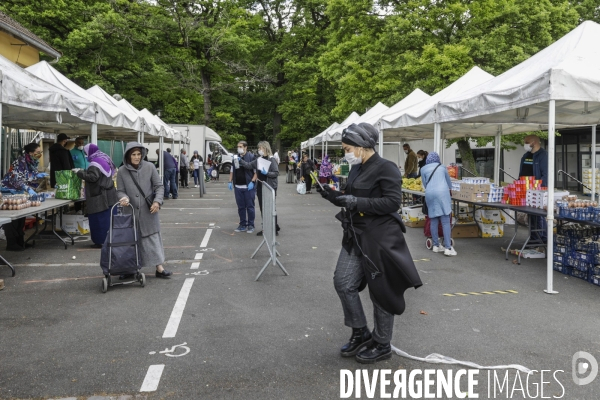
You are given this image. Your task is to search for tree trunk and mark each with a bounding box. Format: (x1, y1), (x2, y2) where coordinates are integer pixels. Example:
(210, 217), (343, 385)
(273, 110), (282, 154)
(201, 69), (211, 125)
(456, 139), (477, 177)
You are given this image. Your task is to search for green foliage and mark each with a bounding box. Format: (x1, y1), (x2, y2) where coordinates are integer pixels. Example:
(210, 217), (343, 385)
(0, 0), (590, 153)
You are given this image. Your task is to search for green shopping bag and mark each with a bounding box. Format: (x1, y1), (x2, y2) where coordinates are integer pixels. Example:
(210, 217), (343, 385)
(55, 170), (82, 200)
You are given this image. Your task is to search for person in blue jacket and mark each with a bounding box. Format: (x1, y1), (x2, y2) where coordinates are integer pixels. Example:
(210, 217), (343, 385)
(519, 135), (548, 187)
(228, 141), (258, 233)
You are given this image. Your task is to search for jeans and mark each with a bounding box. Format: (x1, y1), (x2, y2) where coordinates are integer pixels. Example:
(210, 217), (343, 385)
(430, 214), (452, 248)
(164, 168), (178, 198)
(234, 186), (256, 228)
(334, 247), (394, 344)
(193, 168), (200, 185)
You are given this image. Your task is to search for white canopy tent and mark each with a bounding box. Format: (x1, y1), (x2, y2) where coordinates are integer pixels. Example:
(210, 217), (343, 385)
(380, 67), (495, 156)
(89, 85), (176, 143)
(26, 61), (144, 143)
(429, 20), (600, 295)
(326, 111), (361, 142)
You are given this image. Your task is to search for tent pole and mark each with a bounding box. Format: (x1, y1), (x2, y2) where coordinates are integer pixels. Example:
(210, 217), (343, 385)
(545, 100), (558, 295)
(440, 128), (445, 164)
(91, 123), (98, 145)
(592, 125), (597, 200)
(433, 123), (441, 155)
(494, 126), (502, 184)
(0, 102), (3, 176)
(159, 136), (164, 180)
(141, 120), (145, 145)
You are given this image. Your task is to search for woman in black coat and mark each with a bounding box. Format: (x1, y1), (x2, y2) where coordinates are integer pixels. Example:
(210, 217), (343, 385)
(317, 122), (422, 364)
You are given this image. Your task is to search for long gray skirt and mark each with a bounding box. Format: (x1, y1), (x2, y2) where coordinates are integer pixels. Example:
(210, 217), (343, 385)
(138, 231), (165, 268)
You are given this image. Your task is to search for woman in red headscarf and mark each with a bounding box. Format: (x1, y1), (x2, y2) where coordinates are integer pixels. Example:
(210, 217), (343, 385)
(76, 144), (119, 248)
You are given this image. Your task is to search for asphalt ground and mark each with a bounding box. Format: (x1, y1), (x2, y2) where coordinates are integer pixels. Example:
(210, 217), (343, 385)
(0, 177), (599, 399)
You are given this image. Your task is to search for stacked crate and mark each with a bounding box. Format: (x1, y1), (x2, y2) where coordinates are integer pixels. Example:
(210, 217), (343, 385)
(553, 225), (600, 286)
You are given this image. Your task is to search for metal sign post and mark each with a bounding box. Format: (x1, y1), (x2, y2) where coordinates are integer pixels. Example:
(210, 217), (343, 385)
(252, 181), (288, 281)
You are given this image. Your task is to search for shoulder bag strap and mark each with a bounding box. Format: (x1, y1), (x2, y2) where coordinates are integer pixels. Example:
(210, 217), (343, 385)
(127, 169), (148, 198)
(425, 163), (442, 186)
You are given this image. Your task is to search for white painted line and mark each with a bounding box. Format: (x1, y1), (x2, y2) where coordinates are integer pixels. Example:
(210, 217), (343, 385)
(194, 253), (204, 260)
(162, 278), (195, 338)
(209, 223), (215, 227)
(140, 364), (165, 392)
(200, 229), (213, 248)
(191, 262), (200, 269)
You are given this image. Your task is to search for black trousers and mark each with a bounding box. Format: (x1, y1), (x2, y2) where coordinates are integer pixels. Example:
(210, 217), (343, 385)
(180, 167), (189, 187)
(303, 174), (312, 192)
(256, 184), (279, 231)
(3, 218), (25, 249)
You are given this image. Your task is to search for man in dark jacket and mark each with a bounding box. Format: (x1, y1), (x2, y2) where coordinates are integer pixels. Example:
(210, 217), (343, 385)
(519, 134), (548, 240)
(157, 149), (178, 199)
(229, 140), (257, 233)
(49, 133), (75, 188)
(519, 135), (548, 187)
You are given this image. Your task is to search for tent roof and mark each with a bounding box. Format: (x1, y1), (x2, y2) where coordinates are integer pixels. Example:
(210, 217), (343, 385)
(26, 61), (142, 133)
(327, 111), (361, 142)
(380, 67), (494, 139)
(310, 122), (340, 146)
(327, 102), (389, 141)
(0, 54), (101, 135)
(437, 21), (600, 131)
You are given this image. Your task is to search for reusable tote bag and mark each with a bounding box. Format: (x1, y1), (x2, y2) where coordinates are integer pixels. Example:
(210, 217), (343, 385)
(55, 170), (82, 200)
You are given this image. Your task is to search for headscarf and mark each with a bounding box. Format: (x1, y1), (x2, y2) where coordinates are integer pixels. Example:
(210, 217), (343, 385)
(426, 152), (441, 165)
(1, 152), (40, 191)
(84, 144), (116, 177)
(319, 154), (333, 177)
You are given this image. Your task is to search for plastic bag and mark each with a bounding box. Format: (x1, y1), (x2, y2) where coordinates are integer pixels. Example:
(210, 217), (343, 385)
(296, 182), (306, 195)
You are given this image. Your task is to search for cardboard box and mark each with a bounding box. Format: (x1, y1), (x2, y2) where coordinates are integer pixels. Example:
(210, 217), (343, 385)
(453, 224), (480, 238)
(456, 191), (489, 203)
(460, 183), (492, 193)
(55, 215), (90, 235)
(404, 220), (426, 228)
(479, 223), (504, 238)
(475, 209), (505, 224)
(401, 206), (426, 222)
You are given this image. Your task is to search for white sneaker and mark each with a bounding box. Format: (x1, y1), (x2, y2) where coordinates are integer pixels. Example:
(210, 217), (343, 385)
(432, 245), (445, 253)
(195, 184), (198, 188)
(444, 247), (457, 256)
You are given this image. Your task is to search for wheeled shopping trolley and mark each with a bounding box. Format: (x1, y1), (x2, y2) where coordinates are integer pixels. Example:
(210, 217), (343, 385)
(424, 215), (455, 249)
(100, 203), (145, 292)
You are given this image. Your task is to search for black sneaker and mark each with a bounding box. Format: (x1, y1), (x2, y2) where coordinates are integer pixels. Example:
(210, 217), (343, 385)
(155, 269), (172, 279)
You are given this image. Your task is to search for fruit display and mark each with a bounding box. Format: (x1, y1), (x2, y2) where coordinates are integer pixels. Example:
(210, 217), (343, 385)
(402, 177), (423, 192)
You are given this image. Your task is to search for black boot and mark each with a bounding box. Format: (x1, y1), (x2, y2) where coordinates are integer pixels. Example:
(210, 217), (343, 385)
(355, 340), (392, 364)
(340, 327), (372, 357)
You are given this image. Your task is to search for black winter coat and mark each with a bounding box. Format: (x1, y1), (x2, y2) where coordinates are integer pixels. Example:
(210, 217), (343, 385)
(324, 153), (422, 315)
(49, 143), (75, 187)
(77, 166), (118, 215)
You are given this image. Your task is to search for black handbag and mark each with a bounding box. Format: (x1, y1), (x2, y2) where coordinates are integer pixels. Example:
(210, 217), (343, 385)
(128, 170), (156, 208)
(422, 163), (442, 215)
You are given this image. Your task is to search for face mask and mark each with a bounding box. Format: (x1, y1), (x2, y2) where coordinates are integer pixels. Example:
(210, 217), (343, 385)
(237, 147), (244, 154)
(33, 153), (42, 159)
(404, 149), (409, 154)
(524, 143), (532, 152)
(258, 150), (264, 156)
(345, 151), (362, 165)
(78, 146), (84, 151)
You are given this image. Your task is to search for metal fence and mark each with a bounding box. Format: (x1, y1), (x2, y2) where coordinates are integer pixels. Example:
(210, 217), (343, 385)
(251, 181), (288, 281)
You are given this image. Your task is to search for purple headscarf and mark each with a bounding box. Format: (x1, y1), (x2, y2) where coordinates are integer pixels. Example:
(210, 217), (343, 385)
(426, 152), (441, 165)
(84, 144), (116, 177)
